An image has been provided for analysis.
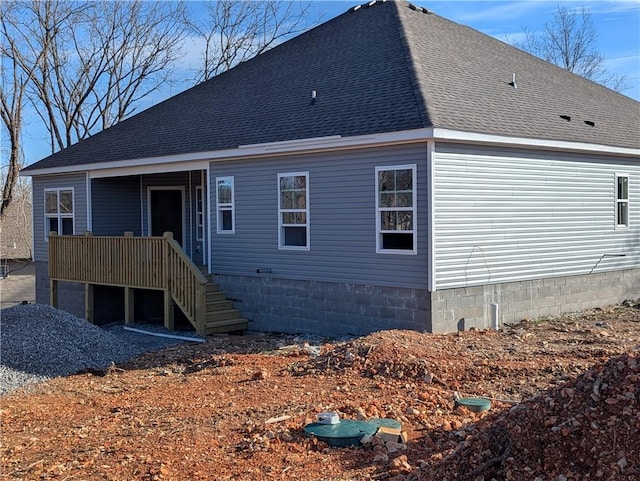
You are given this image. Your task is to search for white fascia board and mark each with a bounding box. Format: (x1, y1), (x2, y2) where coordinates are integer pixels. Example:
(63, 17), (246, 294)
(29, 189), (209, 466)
(21, 129), (436, 178)
(20, 126), (638, 178)
(432, 129), (640, 158)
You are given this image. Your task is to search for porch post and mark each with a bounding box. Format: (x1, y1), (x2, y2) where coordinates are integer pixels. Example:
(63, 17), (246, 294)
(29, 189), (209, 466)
(50, 280), (58, 308)
(49, 232), (58, 307)
(163, 232), (174, 330)
(84, 284), (94, 323)
(164, 290), (174, 331)
(124, 287), (134, 324)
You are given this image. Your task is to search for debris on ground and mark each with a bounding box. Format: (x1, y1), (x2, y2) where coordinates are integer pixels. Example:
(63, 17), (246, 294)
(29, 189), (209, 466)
(1, 301), (639, 480)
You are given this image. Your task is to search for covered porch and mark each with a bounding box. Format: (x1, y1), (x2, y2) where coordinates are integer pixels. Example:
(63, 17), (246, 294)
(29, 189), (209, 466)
(48, 231), (247, 336)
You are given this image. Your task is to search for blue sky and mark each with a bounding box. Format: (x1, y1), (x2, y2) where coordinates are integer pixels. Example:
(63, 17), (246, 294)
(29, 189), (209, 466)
(17, 0), (640, 166)
(311, 0), (639, 100)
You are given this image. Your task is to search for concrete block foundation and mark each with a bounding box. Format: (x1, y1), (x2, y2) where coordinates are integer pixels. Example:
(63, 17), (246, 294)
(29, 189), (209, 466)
(215, 274), (432, 337)
(430, 269), (640, 333)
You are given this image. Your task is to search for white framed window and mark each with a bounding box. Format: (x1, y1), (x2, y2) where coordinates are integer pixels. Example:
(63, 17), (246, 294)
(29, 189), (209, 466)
(44, 188), (74, 240)
(195, 186), (205, 240)
(376, 165), (417, 254)
(216, 177), (235, 234)
(616, 174), (629, 228)
(278, 172), (309, 250)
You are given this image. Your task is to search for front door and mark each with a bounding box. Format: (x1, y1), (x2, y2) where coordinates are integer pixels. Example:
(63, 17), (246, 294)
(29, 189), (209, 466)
(149, 188), (184, 245)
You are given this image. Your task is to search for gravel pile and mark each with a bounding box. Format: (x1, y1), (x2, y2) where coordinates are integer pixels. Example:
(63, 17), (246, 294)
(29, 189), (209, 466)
(0, 304), (196, 395)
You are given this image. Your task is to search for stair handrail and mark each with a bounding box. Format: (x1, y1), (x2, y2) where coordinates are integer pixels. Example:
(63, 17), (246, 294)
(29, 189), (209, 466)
(163, 232), (208, 335)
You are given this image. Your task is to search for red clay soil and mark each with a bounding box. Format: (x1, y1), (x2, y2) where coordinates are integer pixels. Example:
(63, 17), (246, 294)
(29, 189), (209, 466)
(2, 302), (639, 481)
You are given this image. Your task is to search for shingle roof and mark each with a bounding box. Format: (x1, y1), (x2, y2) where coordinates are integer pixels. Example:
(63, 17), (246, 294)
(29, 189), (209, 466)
(23, 1), (640, 173)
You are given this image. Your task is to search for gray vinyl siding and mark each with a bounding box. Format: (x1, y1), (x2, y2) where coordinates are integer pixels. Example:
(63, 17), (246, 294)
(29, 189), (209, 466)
(32, 173), (88, 262)
(91, 176), (142, 236)
(433, 144), (640, 289)
(209, 144), (429, 288)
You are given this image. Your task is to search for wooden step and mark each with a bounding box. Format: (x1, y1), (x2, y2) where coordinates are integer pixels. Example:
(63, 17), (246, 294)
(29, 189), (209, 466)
(205, 317), (249, 334)
(206, 283), (220, 293)
(206, 308), (241, 323)
(206, 299), (234, 311)
(205, 291), (227, 302)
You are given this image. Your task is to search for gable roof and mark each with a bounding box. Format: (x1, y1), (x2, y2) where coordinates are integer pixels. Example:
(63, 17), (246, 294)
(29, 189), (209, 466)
(23, 0), (640, 173)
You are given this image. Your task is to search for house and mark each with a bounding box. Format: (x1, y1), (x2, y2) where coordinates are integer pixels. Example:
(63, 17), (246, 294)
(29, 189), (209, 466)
(21, 1), (639, 337)
(0, 189), (33, 277)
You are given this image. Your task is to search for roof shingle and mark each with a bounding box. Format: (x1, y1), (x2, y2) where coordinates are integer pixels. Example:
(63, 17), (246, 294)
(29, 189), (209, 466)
(23, 1), (639, 173)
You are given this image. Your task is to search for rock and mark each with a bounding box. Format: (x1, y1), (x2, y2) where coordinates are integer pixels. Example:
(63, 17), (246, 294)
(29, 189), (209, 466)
(406, 407), (421, 416)
(252, 370), (269, 380)
(360, 433), (373, 445)
(386, 441), (407, 453)
(617, 456), (627, 471)
(389, 454), (412, 475)
(373, 453), (389, 463)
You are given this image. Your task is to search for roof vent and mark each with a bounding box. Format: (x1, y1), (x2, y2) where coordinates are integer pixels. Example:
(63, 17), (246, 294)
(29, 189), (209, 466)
(584, 120), (595, 127)
(407, 3), (431, 14)
(509, 73), (517, 89)
(351, 4), (361, 12)
(560, 115), (571, 122)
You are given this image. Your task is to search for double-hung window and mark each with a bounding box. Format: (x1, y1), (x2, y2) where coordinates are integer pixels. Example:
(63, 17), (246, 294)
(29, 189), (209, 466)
(45, 188), (74, 239)
(616, 174), (629, 228)
(278, 172), (309, 249)
(216, 177), (235, 233)
(376, 165), (417, 254)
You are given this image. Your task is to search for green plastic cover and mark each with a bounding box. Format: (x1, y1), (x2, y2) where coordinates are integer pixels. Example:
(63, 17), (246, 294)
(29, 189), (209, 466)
(303, 418), (401, 447)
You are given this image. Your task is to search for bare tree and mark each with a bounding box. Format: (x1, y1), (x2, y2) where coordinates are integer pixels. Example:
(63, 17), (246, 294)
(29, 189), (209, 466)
(0, 1), (47, 217)
(515, 5), (628, 92)
(188, 0), (313, 82)
(4, 0), (186, 154)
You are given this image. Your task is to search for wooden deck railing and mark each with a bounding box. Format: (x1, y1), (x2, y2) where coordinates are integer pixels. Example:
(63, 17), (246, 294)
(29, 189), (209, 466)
(49, 232), (208, 335)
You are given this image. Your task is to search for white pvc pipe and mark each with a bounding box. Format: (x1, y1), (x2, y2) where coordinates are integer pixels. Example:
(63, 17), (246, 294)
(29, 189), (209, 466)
(123, 326), (205, 342)
(490, 303), (499, 330)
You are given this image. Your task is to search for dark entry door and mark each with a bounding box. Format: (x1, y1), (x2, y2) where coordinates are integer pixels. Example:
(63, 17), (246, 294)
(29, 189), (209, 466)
(150, 189), (183, 245)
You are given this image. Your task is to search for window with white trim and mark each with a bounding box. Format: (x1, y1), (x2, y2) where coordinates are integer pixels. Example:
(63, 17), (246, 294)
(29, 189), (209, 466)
(195, 186), (205, 240)
(216, 177), (235, 233)
(616, 174), (629, 227)
(45, 188), (74, 239)
(376, 165), (417, 253)
(278, 172), (309, 249)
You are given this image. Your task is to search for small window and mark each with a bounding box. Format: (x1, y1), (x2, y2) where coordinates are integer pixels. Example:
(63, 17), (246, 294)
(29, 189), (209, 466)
(216, 177), (235, 234)
(376, 165), (417, 254)
(278, 172), (309, 249)
(44, 188), (74, 240)
(616, 174), (629, 227)
(195, 186), (205, 240)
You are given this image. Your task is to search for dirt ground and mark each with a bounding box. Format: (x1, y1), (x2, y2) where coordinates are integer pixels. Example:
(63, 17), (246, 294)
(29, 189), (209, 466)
(2, 301), (639, 481)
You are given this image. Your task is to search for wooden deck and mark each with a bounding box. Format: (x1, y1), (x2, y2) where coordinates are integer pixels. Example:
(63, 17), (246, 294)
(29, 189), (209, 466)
(48, 232), (247, 336)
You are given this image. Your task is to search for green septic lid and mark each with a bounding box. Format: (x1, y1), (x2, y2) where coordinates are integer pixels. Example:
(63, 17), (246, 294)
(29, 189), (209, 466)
(455, 397), (491, 412)
(304, 418), (401, 447)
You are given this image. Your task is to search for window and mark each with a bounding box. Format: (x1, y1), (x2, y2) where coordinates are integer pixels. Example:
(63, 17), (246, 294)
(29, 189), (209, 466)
(376, 165), (417, 254)
(616, 174), (629, 227)
(195, 186), (205, 240)
(45, 188), (74, 239)
(216, 177), (235, 233)
(278, 172), (309, 249)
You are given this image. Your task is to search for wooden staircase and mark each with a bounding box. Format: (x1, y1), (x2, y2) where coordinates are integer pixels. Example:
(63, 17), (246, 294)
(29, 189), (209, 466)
(200, 269), (249, 335)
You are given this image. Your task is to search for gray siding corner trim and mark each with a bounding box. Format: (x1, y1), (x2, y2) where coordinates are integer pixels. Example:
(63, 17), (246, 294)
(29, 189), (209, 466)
(433, 146), (640, 289)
